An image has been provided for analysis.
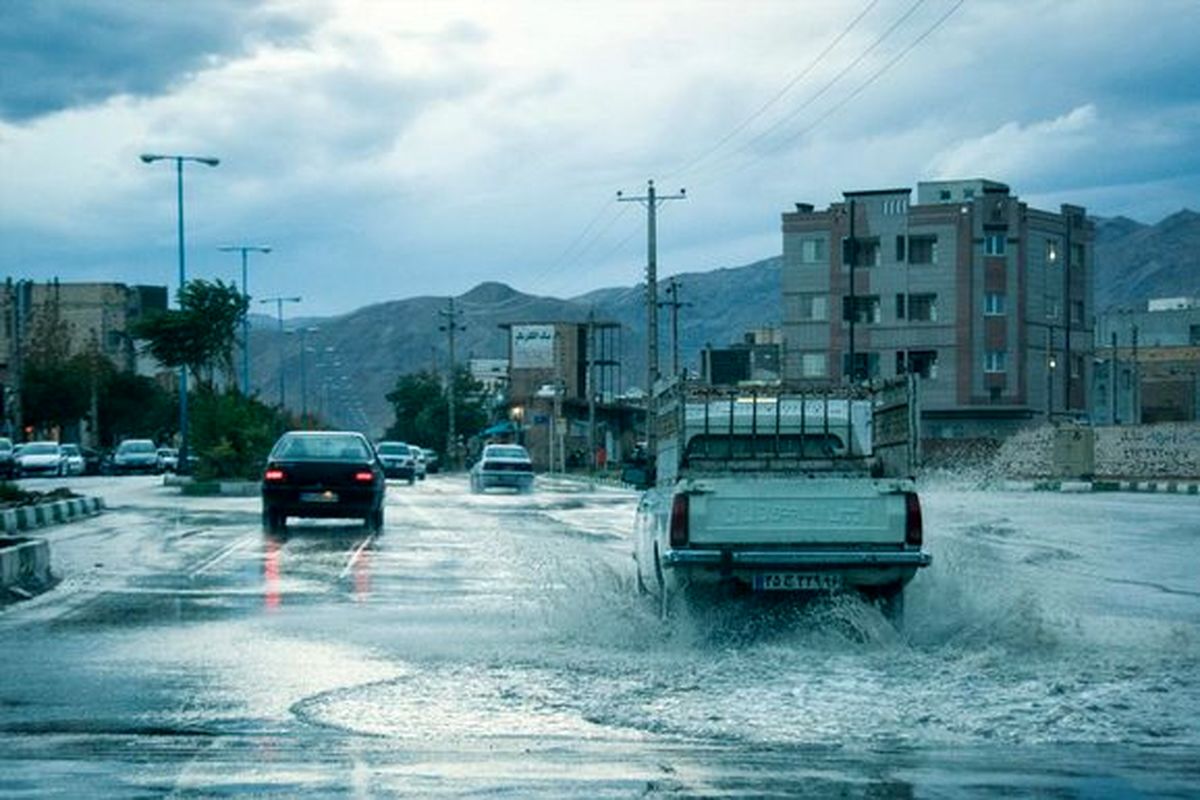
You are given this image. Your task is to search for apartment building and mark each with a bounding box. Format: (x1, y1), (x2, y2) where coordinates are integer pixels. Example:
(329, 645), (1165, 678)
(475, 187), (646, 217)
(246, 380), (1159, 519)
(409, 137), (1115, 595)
(781, 179), (1093, 439)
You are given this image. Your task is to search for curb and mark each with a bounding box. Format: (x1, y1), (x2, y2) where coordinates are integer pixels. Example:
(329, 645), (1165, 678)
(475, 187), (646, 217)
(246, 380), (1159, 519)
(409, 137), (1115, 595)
(1001, 480), (1200, 495)
(0, 496), (105, 534)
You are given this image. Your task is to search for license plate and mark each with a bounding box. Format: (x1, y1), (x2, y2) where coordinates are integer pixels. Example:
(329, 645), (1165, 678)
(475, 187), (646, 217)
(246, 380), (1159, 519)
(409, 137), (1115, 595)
(753, 572), (842, 592)
(300, 490), (338, 503)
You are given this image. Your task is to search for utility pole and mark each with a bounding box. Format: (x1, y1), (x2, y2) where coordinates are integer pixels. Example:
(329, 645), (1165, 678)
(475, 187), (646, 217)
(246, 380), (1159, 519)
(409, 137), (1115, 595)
(438, 298), (466, 469)
(1131, 324), (1140, 424)
(1063, 210), (1075, 413)
(260, 295), (301, 408)
(658, 276), (692, 378)
(1111, 331), (1119, 425)
(618, 179), (686, 465)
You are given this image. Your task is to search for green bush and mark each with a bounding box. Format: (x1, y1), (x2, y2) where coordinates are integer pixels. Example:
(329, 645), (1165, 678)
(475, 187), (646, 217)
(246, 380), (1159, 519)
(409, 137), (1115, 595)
(188, 387), (294, 480)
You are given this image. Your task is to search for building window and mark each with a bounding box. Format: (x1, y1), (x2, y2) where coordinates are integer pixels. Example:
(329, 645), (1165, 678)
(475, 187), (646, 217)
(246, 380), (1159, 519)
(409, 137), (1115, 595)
(963, 188), (976, 199)
(985, 350), (1007, 373)
(799, 352), (827, 378)
(989, 386), (1002, 402)
(843, 237), (880, 267)
(842, 295), (881, 324)
(909, 350), (938, 379)
(895, 235), (906, 262)
(1046, 239), (1060, 265)
(1071, 300), (1085, 325)
(843, 352), (880, 380)
(984, 233), (1007, 256)
(984, 292), (1006, 316)
(1071, 242), (1085, 268)
(1190, 324), (1200, 346)
(939, 189), (952, 201)
(793, 293), (828, 321)
(1071, 354), (1083, 379)
(908, 235), (938, 264)
(799, 237), (827, 264)
(882, 198), (907, 215)
(1045, 295), (1061, 320)
(895, 293), (906, 320)
(908, 293), (938, 322)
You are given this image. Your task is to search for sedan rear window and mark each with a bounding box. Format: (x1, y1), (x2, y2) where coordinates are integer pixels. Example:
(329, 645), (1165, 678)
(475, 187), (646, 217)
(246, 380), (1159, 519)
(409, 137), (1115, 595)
(273, 435), (372, 461)
(486, 446), (529, 460)
(377, 443), (411, 456)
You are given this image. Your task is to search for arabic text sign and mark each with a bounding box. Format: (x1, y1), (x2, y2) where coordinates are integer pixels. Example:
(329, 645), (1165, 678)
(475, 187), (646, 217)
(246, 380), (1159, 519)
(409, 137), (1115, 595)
(511, 325), (556, 368)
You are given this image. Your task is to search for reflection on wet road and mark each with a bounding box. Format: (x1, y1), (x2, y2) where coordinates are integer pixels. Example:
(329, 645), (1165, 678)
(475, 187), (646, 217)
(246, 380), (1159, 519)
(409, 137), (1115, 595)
(0, 475), (1198, 797)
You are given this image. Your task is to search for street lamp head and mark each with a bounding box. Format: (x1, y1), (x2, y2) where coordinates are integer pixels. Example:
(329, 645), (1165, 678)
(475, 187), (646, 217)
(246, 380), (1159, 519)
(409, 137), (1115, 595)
(196, 157), (220, 167)
(139, 153), (161, 163)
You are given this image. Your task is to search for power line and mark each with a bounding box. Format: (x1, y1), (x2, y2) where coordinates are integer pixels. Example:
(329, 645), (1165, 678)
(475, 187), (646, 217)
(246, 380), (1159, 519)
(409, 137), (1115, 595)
(666, 0), (881, 181)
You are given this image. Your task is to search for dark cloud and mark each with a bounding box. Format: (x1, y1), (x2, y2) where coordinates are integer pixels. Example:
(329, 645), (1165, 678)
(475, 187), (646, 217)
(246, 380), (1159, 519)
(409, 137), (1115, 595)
(0, 0), (316, 122)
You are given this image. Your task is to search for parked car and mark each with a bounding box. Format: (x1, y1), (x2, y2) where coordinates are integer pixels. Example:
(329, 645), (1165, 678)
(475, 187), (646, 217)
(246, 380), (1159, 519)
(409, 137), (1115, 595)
(59, 444), (86, 476)
(469, 444), (534, 493)
(16, 441), (64, 478)
(111, 438), (160, 474)
(0, 437), (14, 480)
(412, 447), (427, 480)
(422, 448), (440, 474)
(261, 430), (386, 533)
(157, 447), (179, 473)
(375, 441), (416, 484)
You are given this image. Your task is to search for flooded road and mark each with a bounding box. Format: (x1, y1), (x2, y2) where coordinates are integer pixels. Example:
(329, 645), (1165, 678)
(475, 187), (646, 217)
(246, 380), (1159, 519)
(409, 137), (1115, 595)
(1, 475), (1198, 797)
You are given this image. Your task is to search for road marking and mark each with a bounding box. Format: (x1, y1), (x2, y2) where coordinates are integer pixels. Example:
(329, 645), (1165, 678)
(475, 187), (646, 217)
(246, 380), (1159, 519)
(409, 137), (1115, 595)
(190, 533), (256, 577)
(339, 535), (376, 580)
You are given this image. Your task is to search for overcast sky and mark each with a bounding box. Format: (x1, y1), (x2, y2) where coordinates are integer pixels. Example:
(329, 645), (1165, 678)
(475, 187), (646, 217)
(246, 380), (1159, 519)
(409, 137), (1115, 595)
(2, 0), (1198, 317)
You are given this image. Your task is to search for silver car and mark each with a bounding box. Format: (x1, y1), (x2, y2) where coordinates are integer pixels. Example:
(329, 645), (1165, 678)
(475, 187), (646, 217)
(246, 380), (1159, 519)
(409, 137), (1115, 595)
(16, 441), (64, 478)
(469, 444), (534, 494)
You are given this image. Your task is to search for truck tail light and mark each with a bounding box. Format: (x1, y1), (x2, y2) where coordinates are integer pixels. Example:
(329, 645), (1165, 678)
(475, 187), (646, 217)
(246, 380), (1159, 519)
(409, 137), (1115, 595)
(354, 471), (374, 482)
(264, 468), (285, 482)
(670, 493), (690, 547)
(904, 491), (923, 546)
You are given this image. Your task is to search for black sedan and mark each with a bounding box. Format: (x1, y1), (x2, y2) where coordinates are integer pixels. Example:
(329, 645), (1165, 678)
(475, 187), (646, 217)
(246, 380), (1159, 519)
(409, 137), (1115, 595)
(261, 431), (386, 534)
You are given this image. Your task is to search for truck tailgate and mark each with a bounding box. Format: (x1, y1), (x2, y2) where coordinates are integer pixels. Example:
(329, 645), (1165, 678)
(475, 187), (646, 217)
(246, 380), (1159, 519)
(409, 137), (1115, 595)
(686, 477), (906, 547)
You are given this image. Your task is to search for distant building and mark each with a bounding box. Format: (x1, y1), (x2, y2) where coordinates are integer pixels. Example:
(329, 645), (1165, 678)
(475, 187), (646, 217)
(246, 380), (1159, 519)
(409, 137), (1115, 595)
(701, 329), (783, 386)
(2, 280), (168, 436)
(1093, 301), (1200, 423)
(499, 320), (630, 470)
(469, 358), (509, 394)
(781, 178), (1094, 439)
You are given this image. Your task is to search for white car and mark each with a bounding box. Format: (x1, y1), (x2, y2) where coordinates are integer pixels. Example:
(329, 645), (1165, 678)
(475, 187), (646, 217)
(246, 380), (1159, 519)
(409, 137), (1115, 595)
(59, 444), (86, 476)
(412, 447), (427, 480)
(469, 444), (534, 493)
(16, 441), (64, 478)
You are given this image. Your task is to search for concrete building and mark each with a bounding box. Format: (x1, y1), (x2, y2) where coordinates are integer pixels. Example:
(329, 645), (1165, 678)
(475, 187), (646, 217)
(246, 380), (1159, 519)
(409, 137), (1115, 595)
(499, 320), (630, 470)
(2, 280), (168, 436)
(1093, 299), (1200, 424)
(781, 178), (1093, 439)
(701, 329), (783, 386)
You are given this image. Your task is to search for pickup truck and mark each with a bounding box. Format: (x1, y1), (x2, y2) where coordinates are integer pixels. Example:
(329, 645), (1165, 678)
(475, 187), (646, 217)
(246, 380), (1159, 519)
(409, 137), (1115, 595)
(628, 378), (931, 622)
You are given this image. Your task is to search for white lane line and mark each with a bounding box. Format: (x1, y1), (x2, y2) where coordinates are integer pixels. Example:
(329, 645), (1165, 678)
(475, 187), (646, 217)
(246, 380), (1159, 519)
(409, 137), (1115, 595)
(189, 533), (256, 577)
(339, 535), (376, 580)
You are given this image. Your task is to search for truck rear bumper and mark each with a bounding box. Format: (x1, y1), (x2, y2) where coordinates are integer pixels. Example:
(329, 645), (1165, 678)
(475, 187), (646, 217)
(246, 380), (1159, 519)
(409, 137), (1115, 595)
(663, 549), (932, 569)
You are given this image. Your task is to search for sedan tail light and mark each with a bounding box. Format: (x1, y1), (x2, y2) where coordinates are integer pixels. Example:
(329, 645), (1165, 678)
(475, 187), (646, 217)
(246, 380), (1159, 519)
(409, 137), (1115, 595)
(264, 468), (285, 482)
(354, 471), (375, 482)
(904, 491), (923, 546)
(670, 493), (690, 547)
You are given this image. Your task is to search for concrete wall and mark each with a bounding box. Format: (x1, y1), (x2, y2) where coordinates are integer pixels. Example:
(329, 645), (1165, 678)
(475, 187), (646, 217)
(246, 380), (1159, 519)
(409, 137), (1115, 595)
(992, 422), (1200, 479)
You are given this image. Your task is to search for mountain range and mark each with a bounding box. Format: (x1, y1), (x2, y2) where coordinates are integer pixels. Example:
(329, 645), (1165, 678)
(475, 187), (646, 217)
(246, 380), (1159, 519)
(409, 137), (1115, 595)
(251, 209), (1198, 435)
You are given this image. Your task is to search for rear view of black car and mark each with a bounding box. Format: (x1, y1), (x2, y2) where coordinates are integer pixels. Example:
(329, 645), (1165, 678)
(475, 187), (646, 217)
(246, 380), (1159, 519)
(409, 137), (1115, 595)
(261, 431), (386, 534)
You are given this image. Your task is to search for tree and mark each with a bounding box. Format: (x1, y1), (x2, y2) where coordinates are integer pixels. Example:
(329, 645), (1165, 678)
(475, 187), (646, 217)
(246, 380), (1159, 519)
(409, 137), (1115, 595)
(131, 279), (249, 386)
(96, 367), (174, 447)
(20, 289), (91, 434)
(384, 367), (488, 455)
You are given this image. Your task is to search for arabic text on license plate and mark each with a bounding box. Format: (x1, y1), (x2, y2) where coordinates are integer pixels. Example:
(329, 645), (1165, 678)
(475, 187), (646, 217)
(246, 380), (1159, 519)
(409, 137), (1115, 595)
(300, 491), (338, 503)
(754, 572), (842, 592)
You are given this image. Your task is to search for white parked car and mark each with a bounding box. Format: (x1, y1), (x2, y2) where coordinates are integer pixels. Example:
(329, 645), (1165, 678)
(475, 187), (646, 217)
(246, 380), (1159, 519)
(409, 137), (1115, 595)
(59, 444), (86, 476)
(16, 441), (64, 478)
(157, 447), (179, 473)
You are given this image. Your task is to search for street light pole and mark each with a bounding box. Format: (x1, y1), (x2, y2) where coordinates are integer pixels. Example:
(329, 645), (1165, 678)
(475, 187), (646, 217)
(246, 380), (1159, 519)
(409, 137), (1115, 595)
(218, 244), (271, 396)
(260, 295), (301, 409)
(286, 327), (320, 426)
(140, 153), (220, 474)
